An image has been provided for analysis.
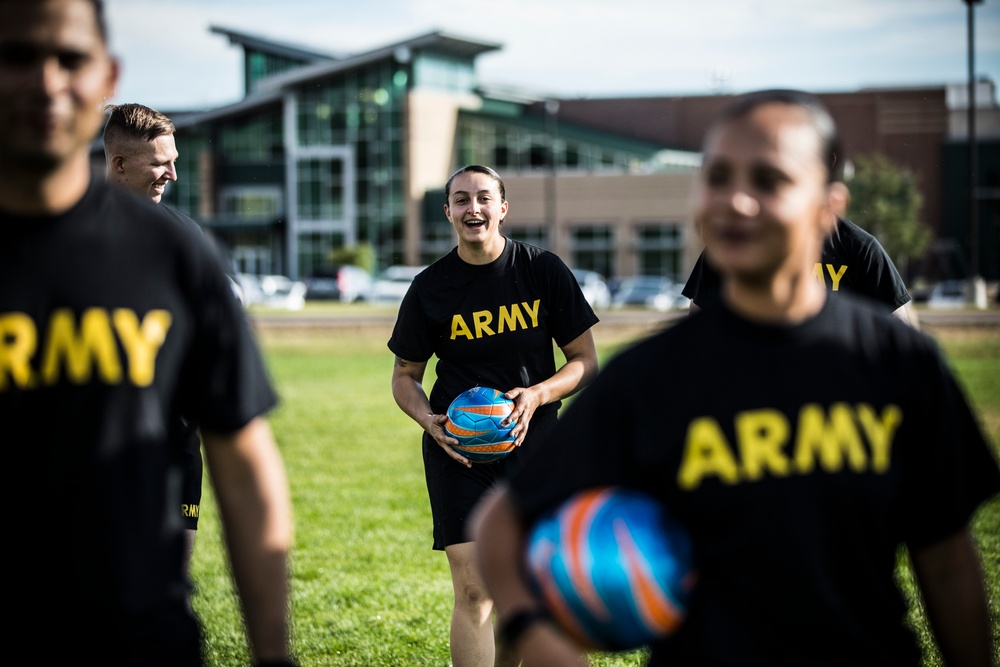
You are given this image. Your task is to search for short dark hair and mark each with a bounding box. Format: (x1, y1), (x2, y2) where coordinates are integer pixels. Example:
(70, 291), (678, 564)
(103, 103), (175, 146)
(89, 0), (109, 44)
(445, 165), (506, 202)
(710, 89), (844, 183)
(0, 0), (110, 46)
(0, 0), (110, 44)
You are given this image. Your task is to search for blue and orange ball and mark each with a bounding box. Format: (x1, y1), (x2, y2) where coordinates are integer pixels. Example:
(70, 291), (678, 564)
(525, 486), (696, 651)
(444, 386), (517, 463)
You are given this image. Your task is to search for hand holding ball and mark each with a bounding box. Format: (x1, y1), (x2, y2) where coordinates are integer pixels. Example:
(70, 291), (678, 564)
(444, 386), (517, 463)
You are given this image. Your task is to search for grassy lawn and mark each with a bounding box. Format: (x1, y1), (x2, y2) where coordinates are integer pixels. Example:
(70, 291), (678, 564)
(192, 318), (999, 666)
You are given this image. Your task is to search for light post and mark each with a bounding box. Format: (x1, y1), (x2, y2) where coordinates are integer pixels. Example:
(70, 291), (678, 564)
(545, 99), (560, 253)
(963, 0), (987, 308)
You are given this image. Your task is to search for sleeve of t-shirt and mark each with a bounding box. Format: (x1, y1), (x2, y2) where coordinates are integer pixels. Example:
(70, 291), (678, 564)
(900, 345), (1000, 549)
(855, 234), (912, 310)
(180, 232), (278, 434)
(540, 253), (599, 348)
(387, 277), (435, 362)
(681, 251), (722, 308)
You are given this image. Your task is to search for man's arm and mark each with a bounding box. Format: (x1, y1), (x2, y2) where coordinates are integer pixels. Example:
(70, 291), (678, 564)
(910, 527), (994, 667)
(472, 488), (588, 667)
(891, 301), (920, 329)
(203, 417), (294, 663)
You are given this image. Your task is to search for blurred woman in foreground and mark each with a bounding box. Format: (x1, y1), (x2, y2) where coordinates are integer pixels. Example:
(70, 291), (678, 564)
(472, 90), (999, 667)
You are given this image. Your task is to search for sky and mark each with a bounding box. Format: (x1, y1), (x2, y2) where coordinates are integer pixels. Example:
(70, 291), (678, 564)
(105, 0), (1000, 112)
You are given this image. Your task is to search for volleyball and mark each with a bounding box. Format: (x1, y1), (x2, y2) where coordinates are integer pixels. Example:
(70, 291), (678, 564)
(525, 486), (696, 651)
(444, 386), (517, 463)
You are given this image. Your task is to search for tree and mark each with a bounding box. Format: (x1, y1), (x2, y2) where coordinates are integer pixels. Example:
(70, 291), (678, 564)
(330, 243), (376, 275)
(846, 153), (932, 277)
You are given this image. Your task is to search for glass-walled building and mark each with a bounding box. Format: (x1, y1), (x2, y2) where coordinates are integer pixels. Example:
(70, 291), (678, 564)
(164, 27), (701, 281)
(105, 26), (999, 285)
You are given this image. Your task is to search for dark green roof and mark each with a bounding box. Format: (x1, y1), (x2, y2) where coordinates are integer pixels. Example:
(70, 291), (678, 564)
(458, 107), (668, 155)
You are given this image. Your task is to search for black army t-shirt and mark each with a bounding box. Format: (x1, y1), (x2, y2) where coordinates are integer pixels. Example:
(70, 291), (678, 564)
(389, 238), (598, 416)
(683, 217), (912, 311)
(0, 181), (277, 616)
(509, 295), (998, 666)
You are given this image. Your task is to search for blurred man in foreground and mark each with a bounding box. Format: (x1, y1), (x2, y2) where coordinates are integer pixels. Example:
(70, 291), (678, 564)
(0, 1), (295, 664)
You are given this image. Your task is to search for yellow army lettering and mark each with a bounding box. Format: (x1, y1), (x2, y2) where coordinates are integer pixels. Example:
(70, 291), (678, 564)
(677, 403), (902, 489)
(451, 299), (541, 340)
(182, 504), (200, 518)
(814, 262), (848, 291)
(0, 308), (173, 391)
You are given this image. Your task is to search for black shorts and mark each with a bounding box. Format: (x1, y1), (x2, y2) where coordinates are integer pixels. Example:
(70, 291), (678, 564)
(423, 409), (558, 550)
(178, 422), (203, 531)
(56, 601), (202, 665)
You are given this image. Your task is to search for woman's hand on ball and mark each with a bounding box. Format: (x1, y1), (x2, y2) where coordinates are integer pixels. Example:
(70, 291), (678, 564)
(504, 386), (544, 446)
(426, 413), (471, 467)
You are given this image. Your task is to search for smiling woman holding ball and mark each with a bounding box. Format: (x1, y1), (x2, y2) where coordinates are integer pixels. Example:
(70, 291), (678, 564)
(388, 165), (599, 666)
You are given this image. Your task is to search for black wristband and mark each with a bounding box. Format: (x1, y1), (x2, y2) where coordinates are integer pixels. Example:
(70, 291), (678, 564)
(498, 608), (550, 646)
(253, 660), (298, 667)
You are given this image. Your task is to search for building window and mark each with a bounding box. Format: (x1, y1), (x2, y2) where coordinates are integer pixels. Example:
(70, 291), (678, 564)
(219, 186), (282, 221)
(297, 158), (345, 220)
(635, 223), (683, 280)
(505, 225), (548, 249)
(420, 217), (456, 264)
(165, 130), (203, 216)
(456, 115), (656, 176)
(232, 241), (275, 276)
(571, 225), (613, 277)
(292, 64), (405, 270)
(246, 51), (306, 94)
(298, 231), (346, 278)
(413, 52), (475, 93)
(220, 112), (282, 160)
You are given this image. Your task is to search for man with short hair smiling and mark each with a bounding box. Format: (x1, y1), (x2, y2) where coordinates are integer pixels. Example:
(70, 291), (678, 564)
(103, 102), (210, 610)
(103, 102), (178, 203)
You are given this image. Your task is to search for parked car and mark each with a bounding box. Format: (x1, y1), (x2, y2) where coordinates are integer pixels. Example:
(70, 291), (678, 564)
(611, 276), (687, 312)
(651, 288), (690, 312)
(236, 273), (307, 310)
(572, 269), (612, 310)
(927, 279), (967, 309)
(303, 265), (373, 303)
(369, 265), (427, 303)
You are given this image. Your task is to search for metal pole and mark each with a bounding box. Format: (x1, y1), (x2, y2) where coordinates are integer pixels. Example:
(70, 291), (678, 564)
(545, 100), (560, 253)
(967, 0), (978, 280)
(964, 0), (985, 308)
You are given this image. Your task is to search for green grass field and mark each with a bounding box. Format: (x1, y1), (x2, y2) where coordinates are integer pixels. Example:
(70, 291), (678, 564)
(192, 317), (1000, 666)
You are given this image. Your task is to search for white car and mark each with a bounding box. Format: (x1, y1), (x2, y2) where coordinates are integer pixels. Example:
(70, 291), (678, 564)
(369, 265), (427, 303)
(927, 280), (967, 309)
(236, 273), (307, 310)
(572, 269), (612, 310)
(303, 265), (373, 303)
(612, 276), (688, 312)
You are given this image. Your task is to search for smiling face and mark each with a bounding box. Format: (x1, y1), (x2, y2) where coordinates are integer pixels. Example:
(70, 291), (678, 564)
(110, 132), (178, 203)
(444, 170), (509, 262)
(0, 0), (119, 173)
(695, 102), (842, 288)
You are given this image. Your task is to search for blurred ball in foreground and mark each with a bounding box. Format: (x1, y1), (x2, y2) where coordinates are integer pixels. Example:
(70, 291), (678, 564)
(526, 486), (696, 650)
